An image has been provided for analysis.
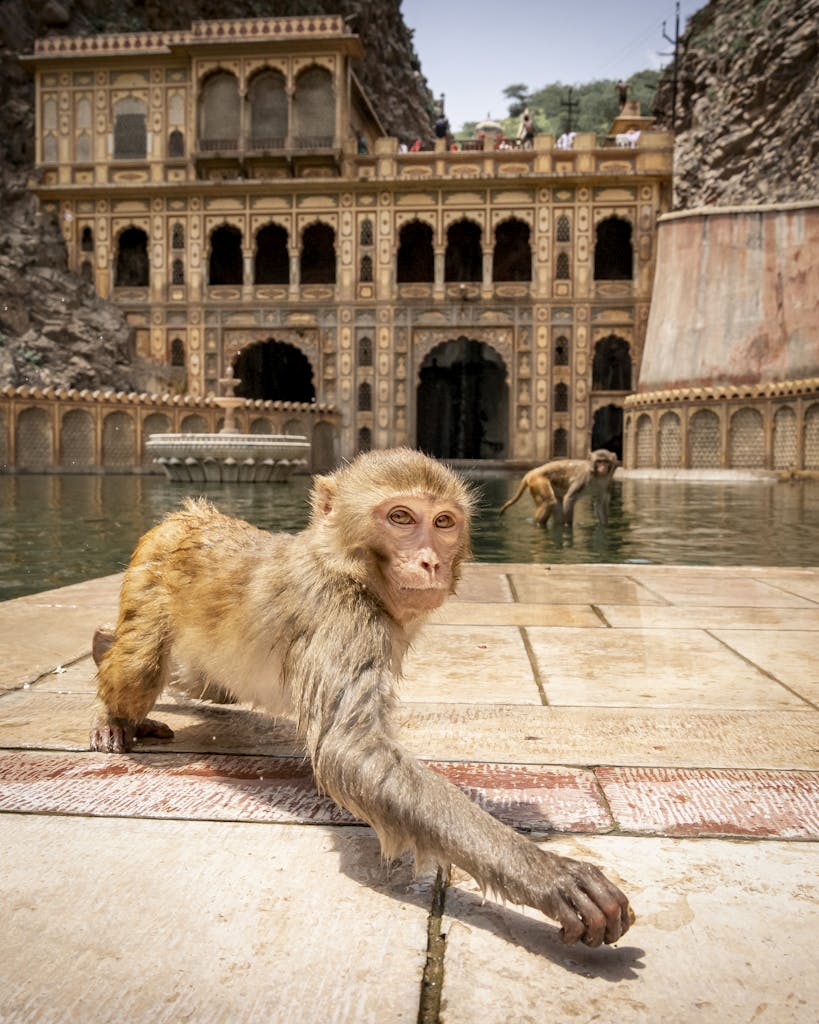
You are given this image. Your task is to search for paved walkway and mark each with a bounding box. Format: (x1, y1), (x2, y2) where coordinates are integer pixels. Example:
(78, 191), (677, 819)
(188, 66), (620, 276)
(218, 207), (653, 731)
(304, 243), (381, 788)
(1, 563), (818, 1024)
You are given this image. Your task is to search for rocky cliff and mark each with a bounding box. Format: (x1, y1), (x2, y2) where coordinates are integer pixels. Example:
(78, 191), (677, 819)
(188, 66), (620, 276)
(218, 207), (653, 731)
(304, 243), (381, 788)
(653, 0), (818, 208)
(0, 0), (435, 391)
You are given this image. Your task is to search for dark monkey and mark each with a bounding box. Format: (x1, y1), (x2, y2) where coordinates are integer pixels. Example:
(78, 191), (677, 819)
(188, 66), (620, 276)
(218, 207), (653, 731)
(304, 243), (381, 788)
(90, 448), (631, 947)
(499, 449), (619, 527)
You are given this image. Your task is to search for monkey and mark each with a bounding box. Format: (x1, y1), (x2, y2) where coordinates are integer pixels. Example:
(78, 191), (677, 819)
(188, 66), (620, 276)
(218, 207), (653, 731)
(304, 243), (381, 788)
(90, 447), (631, 948)
(499, 449), (619, 527)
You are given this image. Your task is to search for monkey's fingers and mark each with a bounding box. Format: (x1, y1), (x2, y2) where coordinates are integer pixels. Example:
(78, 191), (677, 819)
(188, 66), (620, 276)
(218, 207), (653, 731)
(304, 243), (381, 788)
(135, 718), (174, 740)
(89, 722), (135, 753)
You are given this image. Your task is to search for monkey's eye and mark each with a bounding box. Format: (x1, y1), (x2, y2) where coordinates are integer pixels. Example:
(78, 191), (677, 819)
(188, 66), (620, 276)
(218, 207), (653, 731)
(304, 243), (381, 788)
(388, 508), (416, 525)
(434, 512), (456, 529)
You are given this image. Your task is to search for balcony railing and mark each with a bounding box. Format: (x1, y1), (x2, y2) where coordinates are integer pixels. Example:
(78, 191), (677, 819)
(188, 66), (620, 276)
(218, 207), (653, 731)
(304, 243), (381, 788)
(199, 138), (239, 152)
(247, 136), (286, 151)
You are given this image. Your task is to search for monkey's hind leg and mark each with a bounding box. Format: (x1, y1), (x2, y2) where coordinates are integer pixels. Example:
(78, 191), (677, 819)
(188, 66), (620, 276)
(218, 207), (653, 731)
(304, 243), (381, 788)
(90, 607), (174, 753)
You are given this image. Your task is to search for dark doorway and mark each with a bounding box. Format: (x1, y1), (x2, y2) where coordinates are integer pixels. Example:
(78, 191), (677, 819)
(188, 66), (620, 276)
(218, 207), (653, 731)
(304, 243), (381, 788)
(233, 340), (315, 402)
(417, 337), (508, 459)
(115, 227), (149, 287)
(397, 220), (434, 282)
(301, 222), (336, 284)
(594, 216), (633, 280)
(492, 218), (531, 281)
(445, 219), (482, 282)
(593, 335), (632, 390)
(255, 223), (289, 284)
(592, 404), (623, 458)
(209, 225), (243, 285)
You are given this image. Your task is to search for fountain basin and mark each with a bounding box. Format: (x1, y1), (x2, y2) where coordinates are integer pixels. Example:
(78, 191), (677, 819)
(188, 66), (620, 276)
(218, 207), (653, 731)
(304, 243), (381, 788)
(146, 433), (310, 483)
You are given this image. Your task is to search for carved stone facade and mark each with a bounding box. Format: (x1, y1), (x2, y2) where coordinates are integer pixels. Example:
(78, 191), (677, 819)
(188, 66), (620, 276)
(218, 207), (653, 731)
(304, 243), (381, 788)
(27, 16), (673, 465)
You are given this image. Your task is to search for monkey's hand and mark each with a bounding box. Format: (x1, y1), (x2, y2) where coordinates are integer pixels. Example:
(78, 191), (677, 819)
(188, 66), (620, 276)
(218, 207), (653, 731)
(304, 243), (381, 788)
(90, 715), (174, 753)
(536, 852), (633, 947)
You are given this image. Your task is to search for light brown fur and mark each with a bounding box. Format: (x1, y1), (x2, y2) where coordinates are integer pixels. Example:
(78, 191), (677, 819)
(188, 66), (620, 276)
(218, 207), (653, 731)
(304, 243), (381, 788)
(499, 449), (619, 526)
(90, 447), (631, 947)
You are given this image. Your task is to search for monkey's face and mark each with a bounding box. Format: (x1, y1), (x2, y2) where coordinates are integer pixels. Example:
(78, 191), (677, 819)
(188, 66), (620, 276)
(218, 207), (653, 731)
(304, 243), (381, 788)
(594, 459), (613, 476)
(371, 493), (467, 620)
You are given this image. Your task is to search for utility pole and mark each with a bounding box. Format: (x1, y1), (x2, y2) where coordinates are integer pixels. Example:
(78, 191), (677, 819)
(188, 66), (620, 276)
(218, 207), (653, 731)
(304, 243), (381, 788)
(560, 87), (577, 133)
(661, 1), (681, 132)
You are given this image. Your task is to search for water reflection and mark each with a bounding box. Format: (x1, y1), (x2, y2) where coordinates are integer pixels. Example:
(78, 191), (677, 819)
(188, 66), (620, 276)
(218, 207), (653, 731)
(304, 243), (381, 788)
(1, 473), (818, 600)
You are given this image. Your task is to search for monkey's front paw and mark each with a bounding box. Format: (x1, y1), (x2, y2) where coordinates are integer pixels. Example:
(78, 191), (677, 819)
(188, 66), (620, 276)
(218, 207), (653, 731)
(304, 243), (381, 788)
(546, 858), (633, 948)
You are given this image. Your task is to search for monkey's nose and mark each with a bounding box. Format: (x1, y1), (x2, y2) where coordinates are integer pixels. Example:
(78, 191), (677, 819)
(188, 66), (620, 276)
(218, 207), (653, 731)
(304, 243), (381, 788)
(418, 550), (441, 578)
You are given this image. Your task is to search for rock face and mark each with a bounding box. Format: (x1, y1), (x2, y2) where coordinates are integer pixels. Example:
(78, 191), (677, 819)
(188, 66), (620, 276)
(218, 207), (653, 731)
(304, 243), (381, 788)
(653, 0), (818, 209)
(0, 0), (435, 391)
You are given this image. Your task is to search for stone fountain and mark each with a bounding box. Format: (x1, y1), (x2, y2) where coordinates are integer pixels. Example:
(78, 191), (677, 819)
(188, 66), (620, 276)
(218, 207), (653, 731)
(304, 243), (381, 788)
(146, 376), (310, 483)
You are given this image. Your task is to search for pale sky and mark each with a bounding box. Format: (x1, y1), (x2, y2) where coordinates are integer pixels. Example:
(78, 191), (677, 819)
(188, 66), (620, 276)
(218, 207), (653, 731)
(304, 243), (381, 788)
(400, 0), (707, 129)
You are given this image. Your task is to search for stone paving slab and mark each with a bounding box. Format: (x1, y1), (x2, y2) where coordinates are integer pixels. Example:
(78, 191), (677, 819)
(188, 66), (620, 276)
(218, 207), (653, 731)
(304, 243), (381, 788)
(509, 572), (667, 606)
(4, 690), (817, 770)
(628, 573), (819, 608)
(524, 625), (809, 709)
(711, 628), (819, 705)
(0, 814), (432, 1024)
(440, 836), (819, 1024)
(430, 601), (605, 627)
(598, 603), (819, 630)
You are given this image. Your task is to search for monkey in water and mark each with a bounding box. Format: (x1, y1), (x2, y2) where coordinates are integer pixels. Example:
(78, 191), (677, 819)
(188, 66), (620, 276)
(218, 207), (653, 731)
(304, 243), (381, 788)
(90, 447), (631, 948)
(499, 449), (619, 527)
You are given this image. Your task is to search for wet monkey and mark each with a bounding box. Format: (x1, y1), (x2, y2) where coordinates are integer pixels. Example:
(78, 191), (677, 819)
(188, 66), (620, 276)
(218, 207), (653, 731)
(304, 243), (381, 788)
(499, 449), (619, 527)
(90, 448), (631, 947)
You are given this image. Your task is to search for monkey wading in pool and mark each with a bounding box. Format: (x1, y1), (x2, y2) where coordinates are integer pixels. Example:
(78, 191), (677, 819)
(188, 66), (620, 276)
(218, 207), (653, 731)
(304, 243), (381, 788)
(90, 448), (631, 947)
(499, 449), (619, 527)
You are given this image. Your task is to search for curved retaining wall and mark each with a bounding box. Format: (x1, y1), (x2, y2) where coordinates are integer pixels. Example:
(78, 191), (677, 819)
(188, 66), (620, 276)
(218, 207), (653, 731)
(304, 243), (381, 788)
(625, 203), (819, 471)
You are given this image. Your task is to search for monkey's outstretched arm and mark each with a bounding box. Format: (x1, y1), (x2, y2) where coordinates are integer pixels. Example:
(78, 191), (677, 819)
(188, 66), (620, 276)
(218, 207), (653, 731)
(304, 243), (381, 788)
(306, 668), (631, 948)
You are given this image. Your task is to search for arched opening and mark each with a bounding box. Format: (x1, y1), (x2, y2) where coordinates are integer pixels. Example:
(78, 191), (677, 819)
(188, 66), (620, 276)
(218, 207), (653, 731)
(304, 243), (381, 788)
(81, 227), (94, 252)
(492, 218), (531, 281)
(360, 219), (373, 246)
(255, 223), (289, 284)
(556, 214), (571, 242)
(168, 129), (184, 157)
(233, 340), (315, 403)
(417, 337), (508, 459)
(555, 252), (570, 279)
(209, 224), (243, 285)
(358, 336), (373, 366)
(358, 426), (372, 453)
(359, 254), (373, 282)
(358, 382), (372, 411)
(592, 335), (632, 390)
(591, 404), (623, 459)
(248, 69), (288, 147)
(445, 219), (482, 282)
(554, 336), (569, 365)
(170, 338), (185, 367)
(690, 409), (721, 468)
(113, 97), (147, 159)
(554, 382), (568, 412)
(172, 223), (184, 249)
(199, 71), (240, 149)
(594, 216), (633, 280)
(172, 259), (185, 285)
(292, 66), (335, 147)
(397, 220), (434, 283)
(300, 222), (336, 284)
(115, 227), (149, 287)
(553, 427), (568, 458)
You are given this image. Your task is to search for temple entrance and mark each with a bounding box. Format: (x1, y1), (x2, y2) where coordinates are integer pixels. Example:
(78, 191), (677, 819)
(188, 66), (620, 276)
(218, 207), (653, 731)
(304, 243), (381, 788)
(592, 404), (623, 458)
(233, 340), (315, 402)
(417, 338), (508, 459)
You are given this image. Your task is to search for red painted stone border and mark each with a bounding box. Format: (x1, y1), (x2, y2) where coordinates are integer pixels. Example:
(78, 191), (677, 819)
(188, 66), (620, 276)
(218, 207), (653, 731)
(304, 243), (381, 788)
(0, 753), (816, 839)
(597, 766), (819, 839)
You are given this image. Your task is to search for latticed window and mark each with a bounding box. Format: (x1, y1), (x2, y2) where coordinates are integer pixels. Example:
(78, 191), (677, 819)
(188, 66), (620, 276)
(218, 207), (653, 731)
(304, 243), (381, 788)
(248, 70), (287, 147)
(554, 336), (569, 365)
(170, 338), (185, 366)
(690, 410), (721, 468)
(113, 97), (147, 159)
(804, 404), (819, 469)
(554, 382), (568, 412)
(60, 409), (95, 469)
(358, 426), (372, 452)
(172, 259), (185, 285)
(141, 413), (170, 467)
(359, 254), (373, 282)
(728, 407), (764, 468)
(200, 72), (240, 148)
(360, 219), (373, 246)
(658, 412), (682, 468)
(358, 337), (373, 366)
(358, 382), (372, 411)
(553, 427), (568, 457)
(168, 129), (184, 157)
(293, 66), (335, 147)
(81, 227), (94, 252)
(772, 406), (797, 469)
(102, 412), (135, 468)
(636, 414), (654, 467)
(16, 407), (53, 470)
(172, 223), (185, 249)
(556, 214), (570, 242)
(555, 252), (570, 279)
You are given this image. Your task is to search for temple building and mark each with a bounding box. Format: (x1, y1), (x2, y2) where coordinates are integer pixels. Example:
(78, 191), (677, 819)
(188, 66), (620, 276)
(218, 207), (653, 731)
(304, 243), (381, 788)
(25, 14), (673, 467)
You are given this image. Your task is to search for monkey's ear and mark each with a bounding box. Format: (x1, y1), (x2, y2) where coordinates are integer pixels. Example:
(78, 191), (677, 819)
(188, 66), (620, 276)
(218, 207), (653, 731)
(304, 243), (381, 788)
(311, 475), (339, 521)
